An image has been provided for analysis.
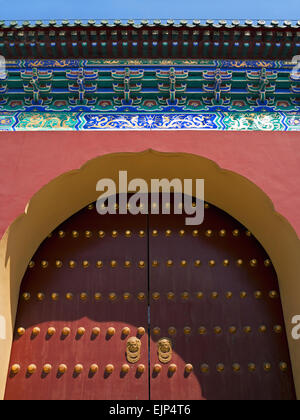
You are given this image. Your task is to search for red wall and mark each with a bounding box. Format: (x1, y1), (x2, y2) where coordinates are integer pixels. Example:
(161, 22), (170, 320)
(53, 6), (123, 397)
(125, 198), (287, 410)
(0, 130), (299, 238)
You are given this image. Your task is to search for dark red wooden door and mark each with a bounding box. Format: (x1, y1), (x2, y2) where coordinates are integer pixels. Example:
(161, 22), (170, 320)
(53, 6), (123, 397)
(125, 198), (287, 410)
(5, 203), (149, 400)
(149, 200), (296, 400)
(5, 198), (296, 400)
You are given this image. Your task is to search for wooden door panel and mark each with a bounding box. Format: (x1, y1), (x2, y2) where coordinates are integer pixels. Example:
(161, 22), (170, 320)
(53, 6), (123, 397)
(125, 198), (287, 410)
(5, 203), (149, 400)
(149, 201), (296, 400)
(4, 197), (297, 400)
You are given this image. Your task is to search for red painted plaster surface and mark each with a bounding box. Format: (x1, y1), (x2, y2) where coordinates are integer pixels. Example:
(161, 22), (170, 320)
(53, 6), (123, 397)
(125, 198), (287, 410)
(0, 130), (299, 238)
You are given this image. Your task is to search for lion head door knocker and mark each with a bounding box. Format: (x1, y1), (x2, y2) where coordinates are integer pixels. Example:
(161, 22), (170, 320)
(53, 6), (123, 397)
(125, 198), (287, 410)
(126, 337), (142, 364)
(158, 338), (173, 364)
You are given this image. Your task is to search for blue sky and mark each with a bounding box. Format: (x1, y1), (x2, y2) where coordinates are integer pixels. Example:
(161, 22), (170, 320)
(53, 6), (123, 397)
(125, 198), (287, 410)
(0, 0), (299, 21)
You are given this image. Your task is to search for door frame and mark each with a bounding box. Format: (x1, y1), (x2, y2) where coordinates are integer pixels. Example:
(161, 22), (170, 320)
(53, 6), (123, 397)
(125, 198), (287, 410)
(1, 149), (300, 399)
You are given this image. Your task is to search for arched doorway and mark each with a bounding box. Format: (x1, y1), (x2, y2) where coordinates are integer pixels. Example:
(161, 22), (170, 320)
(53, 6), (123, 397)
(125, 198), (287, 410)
(4, 195), (296, 400)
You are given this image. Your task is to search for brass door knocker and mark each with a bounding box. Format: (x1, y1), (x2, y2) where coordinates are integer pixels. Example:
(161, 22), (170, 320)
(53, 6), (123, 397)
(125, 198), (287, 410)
(126, 337), (141, 364)
(158, 337), (173, 364)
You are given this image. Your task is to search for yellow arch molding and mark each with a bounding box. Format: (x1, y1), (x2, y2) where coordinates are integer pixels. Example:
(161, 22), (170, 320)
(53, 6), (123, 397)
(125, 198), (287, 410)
(0, 149), (300, 399)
